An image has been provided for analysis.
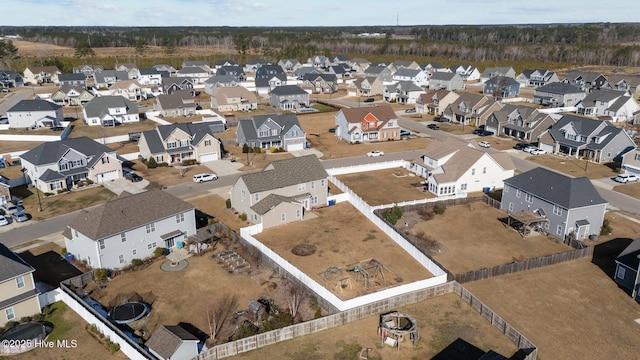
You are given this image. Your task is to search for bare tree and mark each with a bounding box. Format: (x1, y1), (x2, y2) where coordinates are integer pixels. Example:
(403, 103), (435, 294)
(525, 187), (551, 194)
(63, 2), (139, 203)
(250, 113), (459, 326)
(286, 280), (305, 319)
(206, 293), (239, 343)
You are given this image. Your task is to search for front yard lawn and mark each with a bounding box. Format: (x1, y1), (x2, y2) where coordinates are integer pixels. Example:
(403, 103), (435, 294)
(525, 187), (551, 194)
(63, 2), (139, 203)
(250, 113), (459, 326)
(12, 185), (114, 221)
(526, 154), (619, 179)
(337, 168), (434, 206)
(613, 182), (640, 200)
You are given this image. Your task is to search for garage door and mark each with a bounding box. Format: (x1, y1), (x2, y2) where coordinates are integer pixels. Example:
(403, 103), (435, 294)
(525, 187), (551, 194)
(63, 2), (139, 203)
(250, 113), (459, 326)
(199, 152), (219, 163)
(97, 170), (118, 183)
(287, 143), (304, 151)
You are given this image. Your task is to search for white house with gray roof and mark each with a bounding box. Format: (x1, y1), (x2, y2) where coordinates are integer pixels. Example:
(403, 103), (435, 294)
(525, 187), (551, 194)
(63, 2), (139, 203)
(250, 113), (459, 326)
(229, 155), (328, 229)
(146, 324), (200, 360)
(236, 114), (306, 151)
(575, 89), (640, 122)
(137, 68), (162, 85)
(82, 95), (140, 127)
(64, 190), (196, 269)
(269, 85), (309, 111)
(428, 72), (464, 91)
(20, 136), (123, 192)
(384, 81), (426, 104)
(501, 167), (607, 241)
(533, 82), (586, 107)
(138, 122), (223, 164)
(176, 66), (209, 84)
(6, 99), (63, 128)
(392, 68), (429, 87)
(0, 243), (41, 327)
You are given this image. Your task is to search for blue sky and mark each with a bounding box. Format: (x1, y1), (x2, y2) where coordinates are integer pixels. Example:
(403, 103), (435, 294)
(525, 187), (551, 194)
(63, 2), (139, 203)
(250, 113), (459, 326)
(0, 0), (637, 27)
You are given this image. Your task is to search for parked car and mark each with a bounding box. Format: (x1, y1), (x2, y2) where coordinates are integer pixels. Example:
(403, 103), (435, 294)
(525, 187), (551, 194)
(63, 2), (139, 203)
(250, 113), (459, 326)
(514, 143), (529, 150)
(433, 116), (449, 122)
(364, 98), (375, 103)
(523, 146), (538, 153)
(367, 150), (384, 157)
(12, 212), (29, 223)
(193, 173), (218, 183)
(328, 127), (336, 133)
(0, 88), (9, 93)
(530, 148), (547, 155)
(0, 215), (8, 226)
(478, 130), (493, 137)
(125, 172), (143, 182)
(478, 141), (491, 148)
(614, 173), (640, 183)
(400, 130), (411, 137)
(1, 202), (17, 215)
(427, 124), (440, 130)
(405, 108), (416, 113)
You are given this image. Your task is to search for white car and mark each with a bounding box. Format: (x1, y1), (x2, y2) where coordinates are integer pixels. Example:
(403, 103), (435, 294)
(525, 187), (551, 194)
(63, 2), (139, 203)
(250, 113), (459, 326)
(614, 173), (640, 183)
(523, 146), (538, 153)
(1, 202), (17, 215)
(192, 173), (218, 183)
(367, 150), (384, 157)
(0, 215), (8, 226)
(530, 148), (547, 155)
(478, 141), (491, 148)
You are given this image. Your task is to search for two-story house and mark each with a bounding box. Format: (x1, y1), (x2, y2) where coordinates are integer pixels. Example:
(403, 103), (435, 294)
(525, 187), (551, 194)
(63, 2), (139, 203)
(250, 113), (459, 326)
(83, 95), (140, 127)
(327, 64), (352, 79)
(416, 90), (460, 115)
(300, 73), (338, 94)
(485, 105), (556, 142)
(214, 59), (238, 70)
(73, 64), (104, 79)
(210, 86), (258, 112)
(94, 70), (129, 89)
(563, 71), (609, 93)
(155, 92), (197, 117)
(64, 190), (196, 269)
(229, 155), (328, 229)
(176, 67), (209, 84)
(347, 77), (384, 97)
(621, 148), (640, 176)
(162, 78), (194, 95)
(482, 76), (521, 98)
(182, 60), (212, 74)
(203, 75), (241, 94)
(411, 138), (515, 196)
(256, 73), (288, 95)
(363, 66), (393, 82)
(138, 122), (223, 164)
(428, 72), (464, 91)
(443, 92), (503, 126)
(533, 82), (586, 107)
(575, 89), (640, 122)
(21, 136), (122, 192)
(335, 105), (400, 143)
(6, 100), (63, 128)
(614, 238), (640, 302)
(0, 70), (24, 88)
(277, 59), (302, 73)
(392, 68), (429, 87)
(115, 63), (139, 80)
(244, 59), (270, 73)
(387, 60), (421, 73)
(538, 114), (636, 162)
(23, 66), (61, 85)
(501, 167), (607, 241)
(217, 66), (246, 81)
(56, 73), (86, 88)
(350, 58), (371, 74)
(307, 55), (331, 68)
(480, 67), (516, 83)
(137, 68), (162, 85)
(383, 81), (426, 104)
(0, 243), (41, 327)
(236, 114), (306, 151)
(450, 65), (481, 82)
(50, 86), (95, 106)
(153, 64), (178, 76)
(270, 85), (310, 111)
(106, 80), (147, 102)
(516, 69), (559, 88)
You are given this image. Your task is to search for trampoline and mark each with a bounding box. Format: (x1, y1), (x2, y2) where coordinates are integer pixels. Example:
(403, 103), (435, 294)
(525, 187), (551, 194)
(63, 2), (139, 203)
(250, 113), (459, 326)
(108, 302), (150, 324)
(0, 322), (48, 355)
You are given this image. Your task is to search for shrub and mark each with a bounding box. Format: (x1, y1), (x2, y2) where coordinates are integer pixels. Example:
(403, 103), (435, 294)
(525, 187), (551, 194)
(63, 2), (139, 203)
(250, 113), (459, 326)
(239, 213), (247, 221)
(417, 207), (434, 220)
(182, 159), (198, 166)
(131, 258), (143, 267)
(147, 156), (158, 169)
(57, 189), (66, 194)
(32, 313), (44, 322)
(253, 146), (261, 153)
(4, 321), (18, 329)
(153, 247), (165, 258)
(94, 268), (108, 281)
(19, 316), (32, 323)
(382, 205), (402, 225)
(85, 179), (94, 185)
(157, 162), (169, 167)
(242, 144), (250, 153)
(270, 147), (277, 153)
(600, 219), (613, 235)
(314, 307), (322, 319)
(434, 203), (447, 215)
(44, 192), (53, 196)
(106, 340), (120, 354)
(226, 198), (231, 208)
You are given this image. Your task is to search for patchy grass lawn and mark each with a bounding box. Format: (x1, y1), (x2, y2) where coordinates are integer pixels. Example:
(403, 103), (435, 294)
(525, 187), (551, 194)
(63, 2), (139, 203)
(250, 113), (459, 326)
(408, 202), (572, 274)
(469, 136), (518, 151)
(11, 185), (115, 221)
(125, 160), (215, 188)
(613, 182), (640, 200)
(183, 192), (249, 233)
(256, 202), (433, 300)
(435, 121), (477, 136)
(67, 118), (158, 139)
(337, 168), (434, 206)
(526, 154), (619, 179)
(0, 140), (45, 154)
(236, 293), (520, 360)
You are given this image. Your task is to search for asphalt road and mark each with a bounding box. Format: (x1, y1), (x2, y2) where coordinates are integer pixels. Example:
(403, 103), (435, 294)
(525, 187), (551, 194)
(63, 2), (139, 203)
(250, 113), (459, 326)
(0, 87), (33, 115)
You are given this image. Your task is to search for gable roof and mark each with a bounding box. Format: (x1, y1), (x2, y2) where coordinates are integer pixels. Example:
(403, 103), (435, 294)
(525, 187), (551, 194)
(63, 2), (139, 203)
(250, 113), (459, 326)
(57, 73), (86, 82)
(251, 193), (304, 215)
(212, 86), (257, 104)
(177, 66), (208, 75)
(616, 238), (640, 270)
(238, 113), (303, 143)
(394, 68), (421, 78)
(156, 93), (196, 110)
(183, 60), (209, 67)
(430, 72), (457, 81)
(84, 96), (138, 118)
(8, 99), (61, 112)
(239, 155), (327, 193)
(205, 75), (239, 84)
(301, 73), (337, 83)
(146, 325), (199, 359)
(339, 105), (397, 124)
(21, 136), (115, 166)
(536, 82), (584, 95)
(504, 167), (607, 209)
(271, 85), (307, 96)
(69, 190), (195, 241)
(138, 68), (161, 76)
(0, 242), (34, 282)
(26, 66), (60, 74)
(547, 114), (607, 145)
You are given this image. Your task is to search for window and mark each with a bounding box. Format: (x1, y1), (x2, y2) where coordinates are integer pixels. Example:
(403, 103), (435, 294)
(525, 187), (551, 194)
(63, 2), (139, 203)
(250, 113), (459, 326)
(121, 233), (126, 242)
(471, 168), (475, 176)
(617, 266), (626, 279)
(176, 213), (184, 223)
(508, 202), (513, 212)
(204, 140), (211, 146)
(504, 185), (509, 193)
(259, 129), (268, 137)
(241, 189), (246, 199)
(515, 189), (521, 198)
(281, 213), (286, 222)
(298, 183), (306, 191)
(311, 196), (318, 205)
(525, 193), (533, 203)
(156, 155), (164, 162)
(254, 193), (260, 202)
(147, 242), (157, 250)
(51, 182), (62, 191)
(16, 275), (24, 289)
(146, 223), (155, 233)
(5, 307), (15, 321)
(98, 239), (105, 250)
(132, 249), (137, 256)
(101, 157), (109, 164)
(296, 209), (301, 218)
(482, 167), (486, 174)
(556, 225), (563, 235)
(118, 254), (125, 264)
(167, 142), (177, 149)
(635, 154), (640, 161)
(311, 181), (315, 189)
(553, 205), (563, 216)
(180, 140), (188, 147)
(320, 179), (325, 187)
(460, 184), (467, 191)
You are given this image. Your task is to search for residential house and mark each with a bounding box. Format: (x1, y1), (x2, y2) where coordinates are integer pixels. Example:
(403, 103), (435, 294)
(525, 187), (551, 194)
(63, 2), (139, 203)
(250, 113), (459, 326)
(146, 325), (200, 360)
(203, 75), (241, 94)
(6, 100), (63, 128)
(350, 58), (371, 74)
(575, 89), (640, 122)
(563, 71), (609, 93)
(137, 68), (162, 85)
(482, 76), (521, 98)
(450, 65), (481, 82)
(383, 81), (426, 104)
(182, 60), (211, 74)
(23, 66), (61, 84)
(56, 73), (86, 88)
(278, 59), (302, 73)
(538, 114), (636, 162)
(138, 122), (222, 164)
(335, 105), (400, 143)
(93, 70), (128, 89)
(607, 75), (640, 97)
(516, 69), (559, 88)
(0, 243), (41, 327)
(443, 92), (502, 126)
(229, 155), (328, 229)
(330, 55), (350, 65)
(614, 239), (640, 302)
(73, 64), (103, 79)
(363, 66), (393, 82)
(255, 65), (286, 79)
(51, 86), (94, 106)
(236, 114), (306, 151)
(416, 90), (460, 115)
(428, 72), (464, 91)
(480, 67), (516, 83)
(347, 77), (384, 97)
(210, 86), (258, 112)
(155, 92), (197, 117)
(217, 66), (247, 81)
(501, 167), (607, 240)
(115, 63), (139, 79)
(162, 77), (194, 95)
(300, 73), (338, 94)
(621, 148), (640, 176)
(485, 105), (556, 142)
(392, 68), (429, 87)
(0, 70), (24, 88)
(153, 64), (177, 76)
(307, 55), (331, 68)
(411, 138), (515, 196)
(244, 59), (270, 73)
(388, 60), (421, 73)
(214, 59), (237, 70)
(106, 80), (147, 102)
(83, 95), (140, 127)
(64, 190), (196, 269)
(270, 85), (309, 111)
(256, 73), (288, 95)
(0, 177), (12, 205)
(293, 67), (321, 79)
(176, 66), (208, 84)
(421, 62), (448, 77)
(533, 82), (586, 107)
(327, 64), (352, 79)
(21, 136), (122, 192)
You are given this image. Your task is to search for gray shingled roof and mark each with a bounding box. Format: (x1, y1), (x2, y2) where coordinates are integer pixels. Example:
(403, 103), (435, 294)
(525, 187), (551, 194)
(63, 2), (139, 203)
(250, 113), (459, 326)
(156, 94), (196, 111)
(0, 243), (34, 282)
(69, 190), (195, 241)
(430, 72), (457, 81)
(504, 167), (607, 209)
(536, 82), (584, 95)
(138, 68), (160, 76)
(616, 238), (640, 269)
(271, 85), (307, 96)
(251, 193), (304, 215)
(58, 73), (86, 82)
(83, 96), (138, 118)
(547, 114), (606, 147)
(177, 66), (208, 75)
(394, 68), (421, 77)
(146, 325), (198, 359)
(8, 99), (61, 112)
(240, 155), (327, 193)
(21, 136), (115, 166)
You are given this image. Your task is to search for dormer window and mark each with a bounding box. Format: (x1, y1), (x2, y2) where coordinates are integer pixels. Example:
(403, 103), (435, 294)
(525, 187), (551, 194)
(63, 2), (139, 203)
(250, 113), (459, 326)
(593, 137), (601, 144)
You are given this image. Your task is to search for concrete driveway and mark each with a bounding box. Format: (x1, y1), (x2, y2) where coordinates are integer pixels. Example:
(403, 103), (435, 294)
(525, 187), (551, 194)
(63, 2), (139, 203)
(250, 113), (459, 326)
(101, 178), (150, 195)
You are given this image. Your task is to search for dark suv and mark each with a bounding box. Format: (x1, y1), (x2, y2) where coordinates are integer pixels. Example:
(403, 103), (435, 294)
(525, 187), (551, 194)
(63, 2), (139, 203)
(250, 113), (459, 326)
(364, 98), (375, 103)
(125, 172), (143, 182)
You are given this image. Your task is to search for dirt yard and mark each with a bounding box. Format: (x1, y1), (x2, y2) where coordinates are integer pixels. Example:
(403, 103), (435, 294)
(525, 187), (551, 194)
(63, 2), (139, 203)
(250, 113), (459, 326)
(236, 292), (520, 360)
(614, 182), (640, 200)
(255, 202), (433, 300)
(406, 201), (572, 273)
(337, 168), (434, 206)
(526, 154), (619, 179)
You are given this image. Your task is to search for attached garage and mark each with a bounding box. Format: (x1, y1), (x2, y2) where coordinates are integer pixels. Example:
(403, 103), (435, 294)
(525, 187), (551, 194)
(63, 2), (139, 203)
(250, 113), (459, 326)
(199, 152), (219, 163)
(96, 170), (119, 183)
(286, 143), (304, 151)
